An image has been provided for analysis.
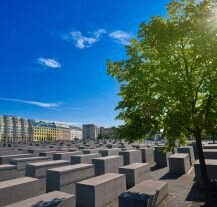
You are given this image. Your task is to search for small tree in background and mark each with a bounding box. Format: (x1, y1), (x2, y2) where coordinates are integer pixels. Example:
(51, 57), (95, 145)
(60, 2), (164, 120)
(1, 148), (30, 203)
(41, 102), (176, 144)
(107, 0), (217, 206)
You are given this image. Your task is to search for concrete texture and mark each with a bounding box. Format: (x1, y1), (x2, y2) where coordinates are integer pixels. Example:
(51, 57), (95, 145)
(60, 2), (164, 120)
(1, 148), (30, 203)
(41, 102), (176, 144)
(92, 155), (124, 176)
(203, 149), (217, 159)
(47, 163), (95, 193)
(176, 146), (195, 165)
(119, 150), (142, 165)
(119, 163), (150, 187)
(5, 191), (75, 207)
(25, 160), (70, 193)
(99, 148), (121, 157)
(71, 153), (101, 164)
(53, 151), (82, 161)
(0, 177), (41, 206)
(155, 147), (172, 168)
(76, 173), (126, 207)
(119, 179), (168, 207)
(139, 148), (155, 164)
(0, 164), (17, 181)
(169, 153), (190, 174)
(194, 159), (217, 188)
(0, 154), (32, 164)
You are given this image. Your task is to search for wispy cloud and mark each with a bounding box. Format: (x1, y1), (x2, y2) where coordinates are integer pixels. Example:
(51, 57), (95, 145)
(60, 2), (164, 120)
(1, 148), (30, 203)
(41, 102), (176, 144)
(109, 30), (133, 45)
(63, 28), (106, 49)
(37, 57), (61, 69)
(44, 120), (83, 126)
(0, 98), (63, 110)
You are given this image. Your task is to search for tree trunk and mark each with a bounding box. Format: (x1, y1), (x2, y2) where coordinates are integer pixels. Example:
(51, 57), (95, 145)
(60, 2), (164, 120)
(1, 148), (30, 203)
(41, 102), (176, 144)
(212, 133), (215, 144)
(195, 130), (213, 207)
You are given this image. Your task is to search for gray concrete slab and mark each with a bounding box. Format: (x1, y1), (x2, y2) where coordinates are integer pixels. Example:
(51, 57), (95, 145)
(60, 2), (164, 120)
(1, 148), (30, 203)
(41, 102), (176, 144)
(169, 153), (190, 174)
(53, 151), (82, 161)
(0, 154), (33, 164)
(119, 163), (150, 187)
(119, 150), (142, 165)
(0, 164), (17, 181)
(5, 191), (75, 207)
(119, 179), (168, 207)
(76, 173), (126, 207)
(0, 177), (41, 206)
(47, 163), (95, 193)
(71, 153), (101, 164)
(92, 155), (124, 176)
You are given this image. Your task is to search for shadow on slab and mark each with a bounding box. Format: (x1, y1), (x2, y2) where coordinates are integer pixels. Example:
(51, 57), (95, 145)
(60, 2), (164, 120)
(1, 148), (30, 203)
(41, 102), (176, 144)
(32, 198), (64, 207)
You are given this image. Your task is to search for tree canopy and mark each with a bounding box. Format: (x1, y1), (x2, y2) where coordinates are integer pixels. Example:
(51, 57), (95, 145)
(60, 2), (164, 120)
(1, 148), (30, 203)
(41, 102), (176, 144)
(107, 0), (217, 147)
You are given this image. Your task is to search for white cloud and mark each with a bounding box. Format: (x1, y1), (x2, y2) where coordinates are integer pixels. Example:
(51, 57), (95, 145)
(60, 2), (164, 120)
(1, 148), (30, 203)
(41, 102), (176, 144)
(44, 120), (83, 126)
(109, 30), (133, 45)
(64, 28), (106, 49)
(38, 57), (61, 69)
(0, 98), (63, 110)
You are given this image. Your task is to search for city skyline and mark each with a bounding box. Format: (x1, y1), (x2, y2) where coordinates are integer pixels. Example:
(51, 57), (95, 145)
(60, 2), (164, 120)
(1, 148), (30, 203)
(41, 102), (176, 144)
(0, 0), (169, 127)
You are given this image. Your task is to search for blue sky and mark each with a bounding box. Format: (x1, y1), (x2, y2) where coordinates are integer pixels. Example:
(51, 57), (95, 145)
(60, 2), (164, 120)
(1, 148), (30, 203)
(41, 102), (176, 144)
(0, 0), (169, 127)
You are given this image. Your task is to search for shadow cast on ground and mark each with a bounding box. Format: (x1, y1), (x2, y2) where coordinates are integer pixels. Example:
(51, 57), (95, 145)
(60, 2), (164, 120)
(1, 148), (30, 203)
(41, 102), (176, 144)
(185, 183), (205, 202)
(159, 172), (182, 180)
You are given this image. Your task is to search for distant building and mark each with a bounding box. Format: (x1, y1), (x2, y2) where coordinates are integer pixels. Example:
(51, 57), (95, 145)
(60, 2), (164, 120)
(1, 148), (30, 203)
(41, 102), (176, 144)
(83, 124), (100, 140)
(33, 121), (71, 141)
(33, 121), (56, 141)
(0, 115), (33, 143)
(99, 127), (115, 139)
(55, 123), (71, 140)
(70, 126), (82, 140)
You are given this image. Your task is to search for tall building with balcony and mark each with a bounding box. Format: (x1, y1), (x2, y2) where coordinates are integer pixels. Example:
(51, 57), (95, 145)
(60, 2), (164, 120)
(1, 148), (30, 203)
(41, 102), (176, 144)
(82, 124), (100, 140)
(0, 115), (34, 142)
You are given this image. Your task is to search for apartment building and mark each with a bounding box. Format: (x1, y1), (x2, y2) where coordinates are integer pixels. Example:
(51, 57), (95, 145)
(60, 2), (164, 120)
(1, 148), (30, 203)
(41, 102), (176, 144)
(70, 126), (82, 140)
(0, 115), (33, 142)
(33, 121), (57, 141)
(82, 124), (100, 140)
(56, 123), (71, 140)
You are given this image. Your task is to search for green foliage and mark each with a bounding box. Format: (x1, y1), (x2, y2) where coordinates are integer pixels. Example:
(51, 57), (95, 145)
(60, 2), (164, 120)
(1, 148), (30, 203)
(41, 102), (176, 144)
(107, 0), (217, 150)
(97, 133), (110, 140)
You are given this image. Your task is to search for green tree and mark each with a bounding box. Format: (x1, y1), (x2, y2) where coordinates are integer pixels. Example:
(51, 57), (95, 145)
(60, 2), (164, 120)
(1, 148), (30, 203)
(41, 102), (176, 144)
(107, 0), (217, 206)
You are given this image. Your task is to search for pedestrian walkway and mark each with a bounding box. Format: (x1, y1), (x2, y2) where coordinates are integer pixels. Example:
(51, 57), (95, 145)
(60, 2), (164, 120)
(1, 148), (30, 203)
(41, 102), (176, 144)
(150, 166), (204, 207)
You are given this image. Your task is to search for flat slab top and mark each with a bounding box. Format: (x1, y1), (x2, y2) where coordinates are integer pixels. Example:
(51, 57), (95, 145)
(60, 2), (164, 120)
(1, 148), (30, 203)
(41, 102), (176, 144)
(0, 154), (31, 158)
(203, 144), (217, 147)
(127, 179), (167, 194)
(169, 153), (189, 158)
(93, 155), (121, 160)
(27, 160), (69, 167)
(0, 177), (38, 189)
(47, 164), (94, 173)
(40, 151), (60, 154)
(120, 180), (167, 201)
(100, 148), (120, 151)
(71, 153), (99, 157)
(54, 151), (82, 155)
(119, 163), (149, 169)
(203, 149), (217, 152)
(120, 150), (139, 153)
(11, 156), (49, 162)
(77, 173), (124, 186)
(5, 191), (74, 207)
(195, 159), (217, 165)
(0, 164), (16, 170)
